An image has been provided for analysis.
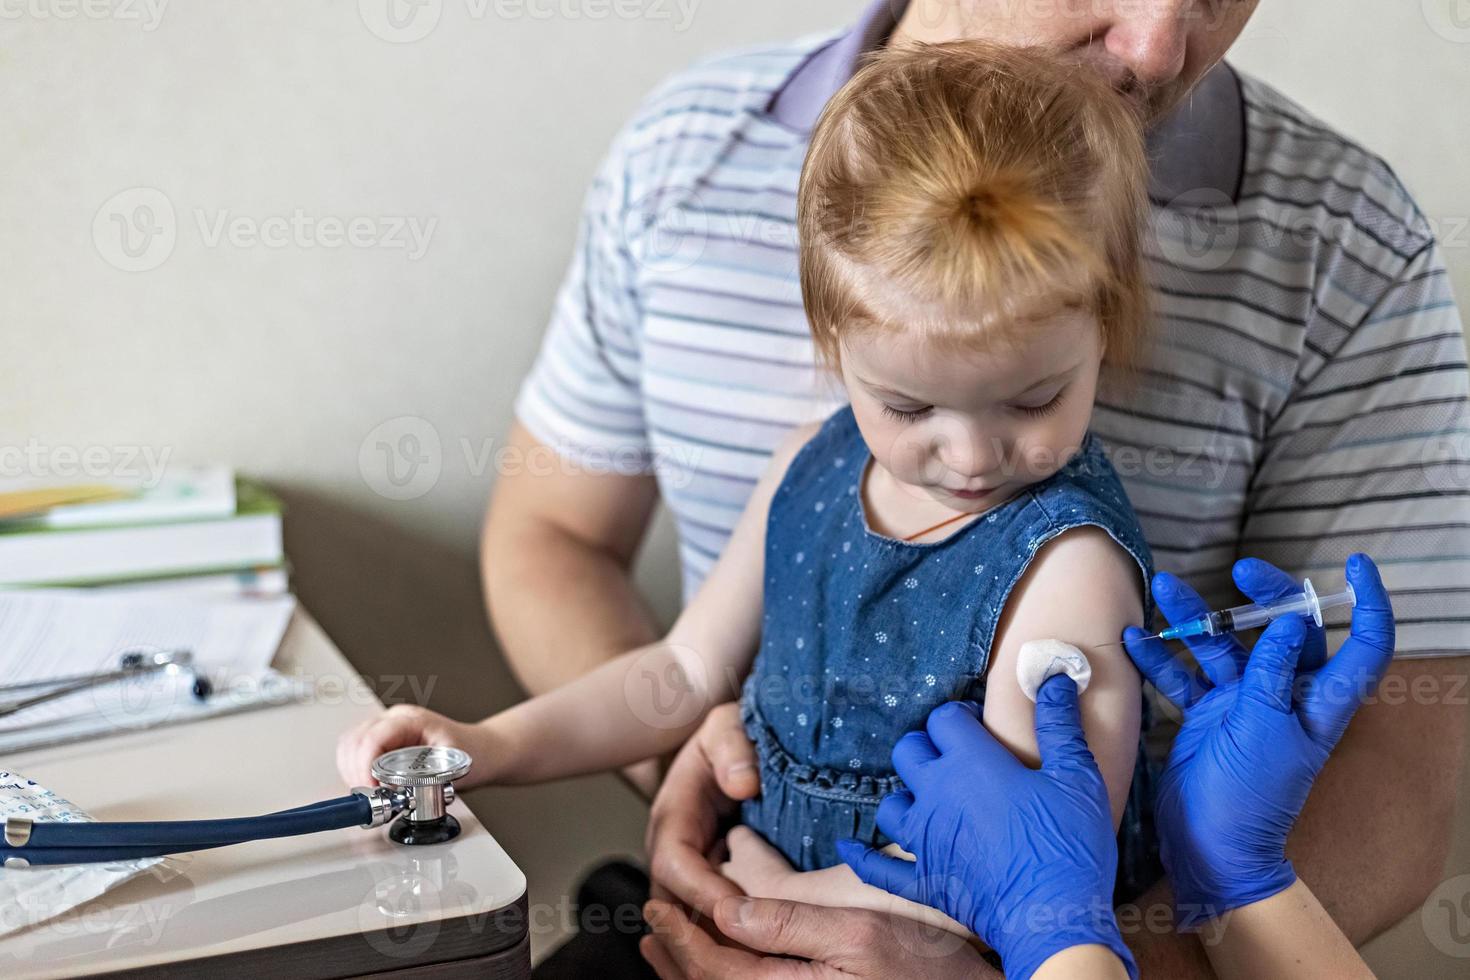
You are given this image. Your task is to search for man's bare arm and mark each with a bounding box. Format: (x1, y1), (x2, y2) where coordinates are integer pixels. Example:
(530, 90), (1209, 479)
(1128, 654), (1469, 976)
(1283, 655), (1466, 941)
(482, 420), (662, 696)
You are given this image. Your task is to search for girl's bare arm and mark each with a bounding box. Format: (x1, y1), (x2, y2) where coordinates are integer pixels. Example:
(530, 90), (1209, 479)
(337, 423), (819, 789)
(465, 422), (821, 785)
(982, 525), (1146, 827)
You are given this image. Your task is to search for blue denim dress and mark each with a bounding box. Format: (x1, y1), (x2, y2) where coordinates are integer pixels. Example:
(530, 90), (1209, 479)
(740, 405), (1162, 902)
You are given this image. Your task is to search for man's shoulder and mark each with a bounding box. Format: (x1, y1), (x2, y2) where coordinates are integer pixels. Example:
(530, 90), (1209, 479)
(600, 31), (835, 262)
(1235, 70), (1436, 263)
(615, 30), (836, 154)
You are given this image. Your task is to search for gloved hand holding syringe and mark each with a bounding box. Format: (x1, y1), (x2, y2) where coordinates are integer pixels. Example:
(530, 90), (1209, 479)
(1102, 577), (1357, 645)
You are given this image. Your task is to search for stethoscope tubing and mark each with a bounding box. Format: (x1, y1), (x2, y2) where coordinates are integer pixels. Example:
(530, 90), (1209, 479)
(3, 795), (370, 861)
(3, 842), (238, 864)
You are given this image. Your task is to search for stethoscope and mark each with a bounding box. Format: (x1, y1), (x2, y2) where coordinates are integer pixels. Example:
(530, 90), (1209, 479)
(1, 746), (472, 868)
(0, 649), (212, 719)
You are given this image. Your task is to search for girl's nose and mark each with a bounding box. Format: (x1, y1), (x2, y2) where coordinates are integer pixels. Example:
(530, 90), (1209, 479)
(932, 422), (1001, 480)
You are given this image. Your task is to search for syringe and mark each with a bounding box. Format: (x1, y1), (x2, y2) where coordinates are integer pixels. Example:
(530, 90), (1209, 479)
(1126, 578), (1357, 644)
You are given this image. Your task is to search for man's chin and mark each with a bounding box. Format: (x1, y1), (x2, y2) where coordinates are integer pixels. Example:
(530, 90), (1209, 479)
(1142, 89), (1190, 128)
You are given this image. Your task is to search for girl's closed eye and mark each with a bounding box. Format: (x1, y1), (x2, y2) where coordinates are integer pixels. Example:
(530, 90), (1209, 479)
(880, 403), (934, 424)
(1013, 386), (1067, 418)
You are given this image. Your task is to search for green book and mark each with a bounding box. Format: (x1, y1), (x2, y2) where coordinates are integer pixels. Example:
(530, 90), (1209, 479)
(0, 478), (284, 589)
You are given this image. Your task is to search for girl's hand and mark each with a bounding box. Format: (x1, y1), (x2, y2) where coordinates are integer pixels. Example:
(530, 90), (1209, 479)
(718, 825), (817, 901)
(720, 826), (971, 939)
(336, 704), (503, 789)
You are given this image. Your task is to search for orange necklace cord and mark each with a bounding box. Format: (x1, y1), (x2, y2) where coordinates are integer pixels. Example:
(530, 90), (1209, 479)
(902, 509), (978, 542)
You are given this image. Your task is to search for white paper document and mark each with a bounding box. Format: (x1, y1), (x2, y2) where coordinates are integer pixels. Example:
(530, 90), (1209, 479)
(0, 591), (300, 753)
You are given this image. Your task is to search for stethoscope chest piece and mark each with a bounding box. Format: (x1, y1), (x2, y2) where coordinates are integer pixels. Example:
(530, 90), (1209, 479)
(369, 746), (472, 846)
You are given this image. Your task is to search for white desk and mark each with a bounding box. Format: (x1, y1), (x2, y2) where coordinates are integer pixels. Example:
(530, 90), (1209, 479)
(0, 610), (530, 979)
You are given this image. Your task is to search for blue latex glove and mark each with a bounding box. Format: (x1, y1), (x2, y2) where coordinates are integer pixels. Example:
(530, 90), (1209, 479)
(1124, 552), (1396, 929)
(837, 680), (1136, 980)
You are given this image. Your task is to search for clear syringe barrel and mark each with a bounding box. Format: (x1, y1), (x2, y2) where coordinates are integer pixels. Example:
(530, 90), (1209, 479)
(1163, 578), (1358, 640)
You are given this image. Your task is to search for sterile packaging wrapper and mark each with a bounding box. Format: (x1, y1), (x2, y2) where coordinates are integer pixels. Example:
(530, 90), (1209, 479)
(0, 770), (164, 939)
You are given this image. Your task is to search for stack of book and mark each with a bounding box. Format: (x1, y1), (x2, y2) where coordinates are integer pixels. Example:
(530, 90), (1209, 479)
(0, 465), (286, 596)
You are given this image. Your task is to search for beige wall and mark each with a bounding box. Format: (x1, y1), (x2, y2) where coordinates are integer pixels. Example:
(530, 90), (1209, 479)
(4, 1), (1467, 970)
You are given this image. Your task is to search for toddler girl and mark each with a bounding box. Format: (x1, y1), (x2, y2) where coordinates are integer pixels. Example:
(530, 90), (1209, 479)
(339, 38), (1158, 929)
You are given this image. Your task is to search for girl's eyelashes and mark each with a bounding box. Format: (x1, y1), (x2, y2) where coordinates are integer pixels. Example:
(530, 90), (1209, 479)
(877, 387), (1065, 423)
(879, 403), (933, 424)
(1014, 389), (1066, 418)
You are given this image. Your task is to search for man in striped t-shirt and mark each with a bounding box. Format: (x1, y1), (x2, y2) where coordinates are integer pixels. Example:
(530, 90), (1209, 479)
(484, 1), (1469, 974)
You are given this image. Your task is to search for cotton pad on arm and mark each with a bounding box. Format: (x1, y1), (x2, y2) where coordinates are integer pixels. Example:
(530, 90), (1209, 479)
(1015, 639), (1092, 702)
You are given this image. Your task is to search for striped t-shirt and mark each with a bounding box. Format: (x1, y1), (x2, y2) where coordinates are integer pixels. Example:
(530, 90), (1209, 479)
(514, 5), (1470, 659)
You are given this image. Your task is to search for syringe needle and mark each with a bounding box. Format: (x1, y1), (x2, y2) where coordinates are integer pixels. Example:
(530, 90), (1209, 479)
(1090, 633), (1163, 649)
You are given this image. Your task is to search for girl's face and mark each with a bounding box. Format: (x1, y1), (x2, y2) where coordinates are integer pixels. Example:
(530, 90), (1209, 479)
(840, 309), (1105, 512)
